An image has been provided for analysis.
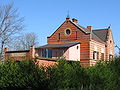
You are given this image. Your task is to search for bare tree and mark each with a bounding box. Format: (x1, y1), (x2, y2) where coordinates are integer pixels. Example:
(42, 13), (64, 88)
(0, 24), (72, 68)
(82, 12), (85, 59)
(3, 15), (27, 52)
(12, 32), (39, 50)
(0, 3), (24, 61)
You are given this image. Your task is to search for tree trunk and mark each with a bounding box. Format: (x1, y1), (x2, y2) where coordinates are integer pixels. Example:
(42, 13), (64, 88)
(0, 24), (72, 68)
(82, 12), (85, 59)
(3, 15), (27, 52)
(0, 41), (4, 62)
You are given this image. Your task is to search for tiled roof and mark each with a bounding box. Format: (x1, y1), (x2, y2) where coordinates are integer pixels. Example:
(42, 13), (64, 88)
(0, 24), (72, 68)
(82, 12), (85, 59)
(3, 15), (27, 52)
(93, 29), (109, 42)
(70, 19), (109, 42)
(71, 19), (108, 42)
(70, 20), (90, 34)
(92, 33), (105, 43)
(39, 42), (80, 49)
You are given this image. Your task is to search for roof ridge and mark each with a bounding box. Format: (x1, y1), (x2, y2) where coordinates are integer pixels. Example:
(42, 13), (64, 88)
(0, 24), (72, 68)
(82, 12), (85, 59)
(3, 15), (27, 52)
(93, 28), (108, 31)
(70, 20), (90, 34)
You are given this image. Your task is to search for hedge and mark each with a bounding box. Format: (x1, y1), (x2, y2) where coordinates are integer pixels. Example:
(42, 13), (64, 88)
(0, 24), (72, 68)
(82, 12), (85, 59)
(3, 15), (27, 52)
(0, 58), (120, 89)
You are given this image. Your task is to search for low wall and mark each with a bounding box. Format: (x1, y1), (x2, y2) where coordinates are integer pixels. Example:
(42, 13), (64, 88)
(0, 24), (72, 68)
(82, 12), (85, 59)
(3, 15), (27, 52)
(4, 46), (35, 63)
(36, 59), (58, 67)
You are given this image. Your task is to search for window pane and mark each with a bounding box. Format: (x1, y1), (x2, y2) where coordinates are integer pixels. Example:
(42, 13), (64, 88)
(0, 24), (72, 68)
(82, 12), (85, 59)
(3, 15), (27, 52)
(48, 49), (52, 58)
(93, 51), (95, 59)
(42, 49), (46, 57)
(66, 29), (71, 35)
(101, 53), (104, 60)
(97, 52), (99, 59)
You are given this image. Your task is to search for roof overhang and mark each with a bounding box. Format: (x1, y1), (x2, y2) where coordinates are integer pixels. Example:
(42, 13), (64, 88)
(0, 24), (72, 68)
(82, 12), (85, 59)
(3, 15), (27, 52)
(38, 42), (80, 49)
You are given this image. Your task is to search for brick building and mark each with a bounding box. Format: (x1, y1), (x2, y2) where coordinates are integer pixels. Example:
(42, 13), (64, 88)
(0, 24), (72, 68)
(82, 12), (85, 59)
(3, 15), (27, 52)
(36, 16), (114, 66)
(4, 16), (114, 66)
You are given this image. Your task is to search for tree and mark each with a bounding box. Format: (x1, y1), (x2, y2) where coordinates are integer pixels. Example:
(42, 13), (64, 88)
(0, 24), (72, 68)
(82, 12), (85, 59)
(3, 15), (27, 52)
(0, 3), (24, 61)
(12, 32), (39, 50)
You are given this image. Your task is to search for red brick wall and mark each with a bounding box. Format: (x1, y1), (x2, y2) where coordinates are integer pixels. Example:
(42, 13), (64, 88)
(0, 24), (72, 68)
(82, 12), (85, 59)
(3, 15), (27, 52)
(36, 59), (58, 67)
(47, 20), (90, 44)
(47, 18), (91, 66)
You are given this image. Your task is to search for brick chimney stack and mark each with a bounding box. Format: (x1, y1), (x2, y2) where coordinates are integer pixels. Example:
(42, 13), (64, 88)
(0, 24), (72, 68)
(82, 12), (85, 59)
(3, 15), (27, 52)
(30, 46), (35, 58)
(72, 18), (78, 23)
(87, 26), (92, 32)
(4, 48), (8, 63)
(4, 48), (8, 52)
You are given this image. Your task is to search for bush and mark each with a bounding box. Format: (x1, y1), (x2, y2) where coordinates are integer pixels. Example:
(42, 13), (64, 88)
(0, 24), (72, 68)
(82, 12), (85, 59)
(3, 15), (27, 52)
(107, 58), (120, 89)
(0, 58), (120, 89)
(87, 60), (120, 90)
(0, 60), (48, 89)
(47, 60), (90, 90)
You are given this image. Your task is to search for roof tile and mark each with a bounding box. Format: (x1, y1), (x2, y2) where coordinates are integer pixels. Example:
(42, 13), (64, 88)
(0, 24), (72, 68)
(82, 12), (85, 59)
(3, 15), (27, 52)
(93, 29), (109, 42)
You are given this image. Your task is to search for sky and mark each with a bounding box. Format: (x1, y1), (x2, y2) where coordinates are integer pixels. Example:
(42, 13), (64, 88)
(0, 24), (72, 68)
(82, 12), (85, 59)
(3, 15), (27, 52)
(0, 0), (120, 54)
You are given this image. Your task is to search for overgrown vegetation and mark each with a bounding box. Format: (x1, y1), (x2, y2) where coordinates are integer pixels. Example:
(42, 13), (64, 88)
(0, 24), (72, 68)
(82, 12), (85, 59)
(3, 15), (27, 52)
(0, 58), (120, 89)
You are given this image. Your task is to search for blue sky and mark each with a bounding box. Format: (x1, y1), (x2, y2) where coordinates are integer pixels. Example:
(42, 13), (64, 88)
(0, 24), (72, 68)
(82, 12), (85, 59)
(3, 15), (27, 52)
(1, 0), (120, 54)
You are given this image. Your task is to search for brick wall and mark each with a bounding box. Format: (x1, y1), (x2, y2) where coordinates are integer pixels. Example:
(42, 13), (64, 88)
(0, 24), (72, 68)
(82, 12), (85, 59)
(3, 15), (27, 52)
(47, 18), (91, 66)
(105, 30), (114, 60)
(90, 39), (106, 65)
(36, 59), (58, 67)
(47, 19), (90, 44)
(47, 18), (114, 66)
(4, 46), (35, 63)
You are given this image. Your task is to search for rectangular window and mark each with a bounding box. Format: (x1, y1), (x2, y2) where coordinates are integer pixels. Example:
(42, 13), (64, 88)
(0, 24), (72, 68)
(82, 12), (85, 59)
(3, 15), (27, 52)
(101, 53), (104, 60)
(93, 51), (96, 59)
(42, 49), (47, 57)
(42, 49), (52, 58)
(93, 51), (99, 60)
(97, 52), (99, 59)
(76, 31), (78, 40)
(109, 54), (113, 60)
(58, 33), (60, 40)
(48, 49), (52, 58)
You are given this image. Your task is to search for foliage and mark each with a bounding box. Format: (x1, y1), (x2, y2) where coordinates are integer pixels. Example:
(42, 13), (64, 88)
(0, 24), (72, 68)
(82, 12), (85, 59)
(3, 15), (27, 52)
(0, 60), (48, 89)
(47, 60), (90, 90)
(86, 59), (120, 90)
(0, 58), (120, 89)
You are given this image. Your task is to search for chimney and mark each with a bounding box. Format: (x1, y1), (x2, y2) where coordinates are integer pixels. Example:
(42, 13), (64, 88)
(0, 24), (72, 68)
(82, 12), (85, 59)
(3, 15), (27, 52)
(4, 48), (8, 52)
(4, 48), (8, 64)
(72, 18), (78, 23)
(30, 46), (35, 58)
(87, 26), (92, 32)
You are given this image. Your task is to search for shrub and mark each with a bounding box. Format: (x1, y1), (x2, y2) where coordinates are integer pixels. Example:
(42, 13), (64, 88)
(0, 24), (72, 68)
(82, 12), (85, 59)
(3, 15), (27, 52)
(0, 58), (120, 89)
(0, 60), (48, 89)
(47, 60), (90, 90)
(87, 60), (120, 90)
